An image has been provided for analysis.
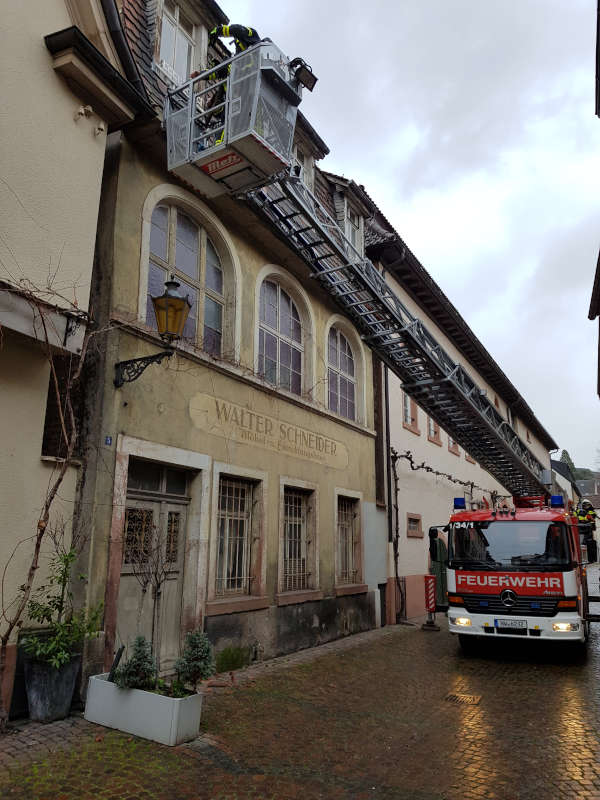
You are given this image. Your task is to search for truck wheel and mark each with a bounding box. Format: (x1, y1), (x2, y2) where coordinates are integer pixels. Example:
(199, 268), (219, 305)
(458, 634), (479, 655)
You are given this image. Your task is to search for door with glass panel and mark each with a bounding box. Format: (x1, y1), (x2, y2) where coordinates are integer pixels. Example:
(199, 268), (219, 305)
(117, 459), (189, 673)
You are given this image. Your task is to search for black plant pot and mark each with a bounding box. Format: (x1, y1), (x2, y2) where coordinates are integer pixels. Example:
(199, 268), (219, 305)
(24, 655), (81, 723)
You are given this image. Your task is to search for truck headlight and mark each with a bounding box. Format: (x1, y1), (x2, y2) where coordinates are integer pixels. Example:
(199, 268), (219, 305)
(450, 617), (471, 627)
(552, 622), (579, 632)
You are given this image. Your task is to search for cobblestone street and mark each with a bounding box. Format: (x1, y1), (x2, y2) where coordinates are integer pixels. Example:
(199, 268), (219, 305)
(3, 602), (600, 800)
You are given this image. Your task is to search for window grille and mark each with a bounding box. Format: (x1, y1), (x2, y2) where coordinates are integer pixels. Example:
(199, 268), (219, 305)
(166, 511), (180, 563)
(216, 477), (253, 595)
(337, 497), (358, 584)
(283, 488), (309, 591)
(123, 508), (154, 564)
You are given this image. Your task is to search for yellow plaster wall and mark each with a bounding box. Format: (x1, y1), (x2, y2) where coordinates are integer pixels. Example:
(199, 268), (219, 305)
(87, 138), (377, 603)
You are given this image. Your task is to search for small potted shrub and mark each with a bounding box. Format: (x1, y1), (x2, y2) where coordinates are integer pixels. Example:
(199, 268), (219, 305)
(21, 544), (101, 723)
(85, 631), (215, 746)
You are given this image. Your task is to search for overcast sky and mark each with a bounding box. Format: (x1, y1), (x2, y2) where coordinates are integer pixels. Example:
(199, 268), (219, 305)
(223, 0), (600, 469)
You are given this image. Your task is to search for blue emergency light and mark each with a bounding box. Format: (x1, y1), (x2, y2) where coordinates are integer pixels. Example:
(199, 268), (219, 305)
(453, 497), (466, 510)
(550, 495), (564, 508)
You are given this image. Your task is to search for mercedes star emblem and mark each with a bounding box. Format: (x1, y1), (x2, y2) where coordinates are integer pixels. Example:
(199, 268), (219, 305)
(500, 589), (517, 608)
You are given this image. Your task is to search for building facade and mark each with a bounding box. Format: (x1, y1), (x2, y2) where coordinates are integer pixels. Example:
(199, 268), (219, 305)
(75, 0), (389, 682)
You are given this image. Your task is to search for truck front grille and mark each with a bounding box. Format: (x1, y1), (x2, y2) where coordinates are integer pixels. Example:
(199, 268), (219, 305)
(462, 594), (559, 617)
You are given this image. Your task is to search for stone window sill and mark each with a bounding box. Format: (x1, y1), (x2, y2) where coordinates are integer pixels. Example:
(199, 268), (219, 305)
(334, 583), (368, 597)
(427, 435), (442, 447)
(275, 590), (324, 607)
(205, 596), (269, 616)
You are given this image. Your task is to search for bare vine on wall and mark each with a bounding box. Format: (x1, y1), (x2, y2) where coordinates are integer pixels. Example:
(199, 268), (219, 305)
(391, 448), (511, 507)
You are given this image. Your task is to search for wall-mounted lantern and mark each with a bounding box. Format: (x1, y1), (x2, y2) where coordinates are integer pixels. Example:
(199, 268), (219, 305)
(114, 277), (192, 388)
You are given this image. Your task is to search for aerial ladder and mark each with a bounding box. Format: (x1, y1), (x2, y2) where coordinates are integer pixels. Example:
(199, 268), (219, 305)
(164, 41), (548, 498)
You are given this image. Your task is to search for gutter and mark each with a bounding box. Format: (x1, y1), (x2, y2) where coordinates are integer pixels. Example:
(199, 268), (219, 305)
(100, 0), (150, 104)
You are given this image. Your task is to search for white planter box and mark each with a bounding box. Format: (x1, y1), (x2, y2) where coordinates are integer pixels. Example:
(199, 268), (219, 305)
(84, 673), (202, 746)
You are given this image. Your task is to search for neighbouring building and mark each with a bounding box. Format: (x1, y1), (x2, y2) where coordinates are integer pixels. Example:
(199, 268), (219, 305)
(308, 171), (557, 621)
(0, 0), (150, 715)
(551, 460), (582, 507)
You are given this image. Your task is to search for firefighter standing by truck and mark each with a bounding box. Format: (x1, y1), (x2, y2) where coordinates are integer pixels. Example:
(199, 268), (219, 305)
(578, 500), (597, 562)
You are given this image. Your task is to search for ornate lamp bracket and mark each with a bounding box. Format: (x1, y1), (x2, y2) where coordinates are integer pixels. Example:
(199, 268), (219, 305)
(113, 350), (174, 388)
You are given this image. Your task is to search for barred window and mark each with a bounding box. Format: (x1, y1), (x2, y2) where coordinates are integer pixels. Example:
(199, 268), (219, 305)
(283, 488), (310, 591)
(258, 280), (303, 395)
(216, 477), (254, 596)
(337, 497), (360, 585)
(328, 328), (355, 421)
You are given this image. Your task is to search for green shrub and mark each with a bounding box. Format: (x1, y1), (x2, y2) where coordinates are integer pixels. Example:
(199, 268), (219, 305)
(21, 546), (102, 669)
(215, 645), (251, 673)
(114, 636), (156, 690)
(174, 630), (215, 690)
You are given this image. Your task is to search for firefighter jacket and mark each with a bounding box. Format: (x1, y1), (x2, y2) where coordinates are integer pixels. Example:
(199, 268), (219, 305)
(209, 25), (262, 53)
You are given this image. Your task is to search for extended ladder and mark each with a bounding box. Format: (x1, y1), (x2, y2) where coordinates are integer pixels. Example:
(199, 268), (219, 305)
(244, 174), (547, 497)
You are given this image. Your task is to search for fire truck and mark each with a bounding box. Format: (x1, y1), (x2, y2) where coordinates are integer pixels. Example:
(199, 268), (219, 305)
(431, 495), (591, 651)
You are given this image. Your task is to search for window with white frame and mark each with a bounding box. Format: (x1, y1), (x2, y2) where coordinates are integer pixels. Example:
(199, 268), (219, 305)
(406, 513), (422, 538)
(282, 487), (313, 591)
(402, 392), (411, 426)
(158, 1), (195, 85)
(346, 206), (361, 252)
(337, 496), (360, 585)
(215, 477), (255, 596)
(328, 327), (356, 420)
(258, 280), (303, 395)
(427, 416), (436, 439)
(147, 204), (224, 355)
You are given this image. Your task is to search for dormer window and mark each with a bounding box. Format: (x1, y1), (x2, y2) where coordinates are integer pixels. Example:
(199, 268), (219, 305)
(158, 1), (195, 85)
(346, 206), (361, 253)
(293, 145), (314, 191)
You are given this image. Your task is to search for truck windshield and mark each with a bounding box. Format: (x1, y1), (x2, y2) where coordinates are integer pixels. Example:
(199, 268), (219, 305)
(448, 521), (572, 570)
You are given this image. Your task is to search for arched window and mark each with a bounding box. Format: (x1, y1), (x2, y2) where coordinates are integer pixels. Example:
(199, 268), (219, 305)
(258, 280), (303, 395)
(328, 327), (355, 420)
(147, 204), (224, 355)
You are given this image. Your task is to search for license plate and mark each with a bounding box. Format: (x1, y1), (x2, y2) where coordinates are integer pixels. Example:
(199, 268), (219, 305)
(495, 618), (527, 629)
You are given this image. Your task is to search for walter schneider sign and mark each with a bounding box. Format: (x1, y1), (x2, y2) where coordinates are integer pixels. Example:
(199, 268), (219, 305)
(189, 393), (349, 470)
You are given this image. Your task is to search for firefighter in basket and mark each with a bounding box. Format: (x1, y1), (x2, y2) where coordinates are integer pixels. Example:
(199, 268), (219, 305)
(197, 24), (263, 148)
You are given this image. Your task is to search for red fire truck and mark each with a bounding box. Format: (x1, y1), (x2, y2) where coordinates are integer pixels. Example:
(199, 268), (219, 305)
(433, 494), (590, 651)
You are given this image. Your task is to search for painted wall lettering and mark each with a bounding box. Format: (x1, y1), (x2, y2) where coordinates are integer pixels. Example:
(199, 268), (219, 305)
(189, 393), (349, 469)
